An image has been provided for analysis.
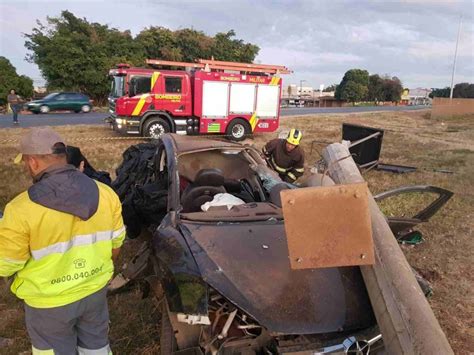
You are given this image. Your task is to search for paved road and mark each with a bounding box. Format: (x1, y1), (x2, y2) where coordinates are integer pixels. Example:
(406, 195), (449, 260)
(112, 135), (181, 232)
(0, 105), (429, 129)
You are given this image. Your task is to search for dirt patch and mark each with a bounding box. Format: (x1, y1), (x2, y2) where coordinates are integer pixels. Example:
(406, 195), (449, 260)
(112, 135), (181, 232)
(0, 111), (473, 354)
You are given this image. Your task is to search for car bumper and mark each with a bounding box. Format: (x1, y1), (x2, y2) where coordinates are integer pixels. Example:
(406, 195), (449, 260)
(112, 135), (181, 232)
(110, 117), (140, 135)
(26, 105), (41, 112)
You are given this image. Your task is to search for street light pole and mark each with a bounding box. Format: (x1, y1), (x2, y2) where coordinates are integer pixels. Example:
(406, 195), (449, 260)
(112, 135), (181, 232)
(299, 80), (306, 97)
(450, 15), (463, 100)
(299, 79), (307, 107)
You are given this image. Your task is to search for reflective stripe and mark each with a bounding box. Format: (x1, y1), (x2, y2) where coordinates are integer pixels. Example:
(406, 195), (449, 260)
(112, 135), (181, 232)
(131, 94), (149, 116)
(295, 167), (305, 173)
(271, 157), (288, 173)
(31, 227), (125, 261)
(287, 172), (297, 181)
(249, 112), (258, 131)
(112, 226), (126, 240)
(78, 345), (112, 355)
(270, 77), (280, 86)
(151, 72), (160, 90)
(32, 346), (54, 355)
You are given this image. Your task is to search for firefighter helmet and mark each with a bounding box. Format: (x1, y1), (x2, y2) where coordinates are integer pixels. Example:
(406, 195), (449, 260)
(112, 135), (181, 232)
(286, 129), (302, 146)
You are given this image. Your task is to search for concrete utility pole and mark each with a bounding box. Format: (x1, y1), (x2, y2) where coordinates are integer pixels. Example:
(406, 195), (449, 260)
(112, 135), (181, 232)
(450, 15), (463, 100)
(319, 84), (324, 108)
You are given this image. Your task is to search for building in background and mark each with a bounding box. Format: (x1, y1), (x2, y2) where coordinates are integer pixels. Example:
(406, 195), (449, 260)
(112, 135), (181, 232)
(281, 84), (342, 108)
(401, 88), (432, 106)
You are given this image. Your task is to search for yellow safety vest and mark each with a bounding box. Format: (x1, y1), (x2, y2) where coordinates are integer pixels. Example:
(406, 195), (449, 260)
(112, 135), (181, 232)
(0, 182), (125, 308)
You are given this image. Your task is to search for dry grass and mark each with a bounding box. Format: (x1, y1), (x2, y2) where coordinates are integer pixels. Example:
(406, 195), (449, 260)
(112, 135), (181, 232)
(0, 110), (473, 354)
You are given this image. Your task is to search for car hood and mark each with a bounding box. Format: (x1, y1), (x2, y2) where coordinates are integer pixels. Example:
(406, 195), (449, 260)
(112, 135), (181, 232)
(28, 100), (46, 104)
(179, 220), (375, 335)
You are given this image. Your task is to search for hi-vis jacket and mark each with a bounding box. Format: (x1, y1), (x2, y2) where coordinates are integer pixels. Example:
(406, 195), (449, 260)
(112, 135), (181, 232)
(263, 139), (305, 183)
(0, 165), (125, 308)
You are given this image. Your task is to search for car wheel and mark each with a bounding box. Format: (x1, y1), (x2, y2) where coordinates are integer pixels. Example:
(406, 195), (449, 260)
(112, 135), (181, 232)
(32, 111), (40, 115)
(143, 117), (171, 138)
(226, 118), (251, 141)
(81, 105), (91, 113)
(160, 302), (178, 355)
(39, 105), (50, 114)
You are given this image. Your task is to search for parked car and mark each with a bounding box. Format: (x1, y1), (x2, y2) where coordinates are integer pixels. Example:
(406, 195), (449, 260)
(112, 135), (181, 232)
(112, 134), (384, 354)
(26, 92), (92, 114)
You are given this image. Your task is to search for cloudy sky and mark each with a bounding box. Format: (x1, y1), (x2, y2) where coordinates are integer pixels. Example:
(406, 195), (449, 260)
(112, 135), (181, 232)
(0, 0), (473, 89)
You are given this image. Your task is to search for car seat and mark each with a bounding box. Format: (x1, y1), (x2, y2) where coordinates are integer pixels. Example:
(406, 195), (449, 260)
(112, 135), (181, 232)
(181, 168), (226, 212)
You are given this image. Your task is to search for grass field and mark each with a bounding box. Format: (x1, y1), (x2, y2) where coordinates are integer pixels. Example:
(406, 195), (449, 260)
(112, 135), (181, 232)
(0, 110), (473, 354)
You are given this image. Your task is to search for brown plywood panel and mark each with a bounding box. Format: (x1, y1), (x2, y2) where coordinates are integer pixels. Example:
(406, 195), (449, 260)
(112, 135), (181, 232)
(281, 182), (374, 269)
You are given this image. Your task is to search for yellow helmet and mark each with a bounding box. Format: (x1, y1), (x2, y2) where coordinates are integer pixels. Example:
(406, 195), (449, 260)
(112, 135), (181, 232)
(286, 129), (302, 146)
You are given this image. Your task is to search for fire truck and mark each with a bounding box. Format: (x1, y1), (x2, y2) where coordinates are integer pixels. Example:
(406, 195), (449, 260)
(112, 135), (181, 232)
(108, 59), (291, 141)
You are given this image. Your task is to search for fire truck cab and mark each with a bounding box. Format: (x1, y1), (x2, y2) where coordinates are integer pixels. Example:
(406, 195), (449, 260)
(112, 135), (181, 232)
(108, 59), (291, 141)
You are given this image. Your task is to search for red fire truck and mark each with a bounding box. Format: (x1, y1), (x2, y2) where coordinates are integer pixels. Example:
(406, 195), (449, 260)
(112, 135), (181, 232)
(108, 59), (291, 141)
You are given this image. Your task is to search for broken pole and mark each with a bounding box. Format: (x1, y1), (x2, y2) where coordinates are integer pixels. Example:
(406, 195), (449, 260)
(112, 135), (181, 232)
(322, 143), (453, 354)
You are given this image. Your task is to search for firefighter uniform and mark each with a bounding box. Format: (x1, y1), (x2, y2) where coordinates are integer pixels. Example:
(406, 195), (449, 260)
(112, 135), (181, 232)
(0, 128), (125, 355)
(263, 129), (305, 183)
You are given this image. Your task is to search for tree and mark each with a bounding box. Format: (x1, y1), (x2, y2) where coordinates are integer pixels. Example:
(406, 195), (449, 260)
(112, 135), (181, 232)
(335, 69), (369, 101)
(135, 28), (259, 63)
(323, 84), (338, 92)
(453, 83), (474, 98)
(367, 74), (384, 102)
(210, 30), (259, 62)
(135, 26), (182, 61)
(24, 11), (144, 103)
(25, 11), (260, 103)
(340, 81), (368, 105)
(429, 87), (450, 98)
(382, 76), (403, 102)
(0, 57), (34, 105)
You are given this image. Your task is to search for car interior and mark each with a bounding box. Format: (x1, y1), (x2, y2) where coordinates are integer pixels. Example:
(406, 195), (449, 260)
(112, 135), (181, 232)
(164, 148), (285, 220)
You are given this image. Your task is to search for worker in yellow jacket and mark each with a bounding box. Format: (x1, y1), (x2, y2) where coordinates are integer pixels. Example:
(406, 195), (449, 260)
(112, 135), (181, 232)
(0, 127), (125, 355)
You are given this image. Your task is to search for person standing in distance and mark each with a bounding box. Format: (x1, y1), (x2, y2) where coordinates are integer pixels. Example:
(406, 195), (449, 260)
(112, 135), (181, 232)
(7, 89), (22, 125)
(0, 127), (125, 355)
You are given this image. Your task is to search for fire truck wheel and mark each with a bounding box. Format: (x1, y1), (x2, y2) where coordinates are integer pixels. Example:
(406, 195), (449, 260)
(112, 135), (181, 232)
(143, 117), (171, 138)
(226, 119), (250, 142)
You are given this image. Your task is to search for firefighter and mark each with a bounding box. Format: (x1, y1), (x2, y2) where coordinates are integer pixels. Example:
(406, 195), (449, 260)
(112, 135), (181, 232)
(0, 127), (125, 355)
(263, 128), (305, 183)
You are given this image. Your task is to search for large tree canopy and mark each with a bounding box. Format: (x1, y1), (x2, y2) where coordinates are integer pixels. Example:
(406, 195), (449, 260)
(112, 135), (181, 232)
(336, 69), (404, 104)
(24, 11), (259, 102)
(430, 83), (474, 99)
(335, 69), (369, 104)
(0, 57), (33, 105)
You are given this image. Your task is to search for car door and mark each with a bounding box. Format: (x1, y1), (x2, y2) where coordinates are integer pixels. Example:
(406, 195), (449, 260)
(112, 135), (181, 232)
(50, 93), (69, 111)
(68, 93), (82, 111)
(154, 75), (192, 116)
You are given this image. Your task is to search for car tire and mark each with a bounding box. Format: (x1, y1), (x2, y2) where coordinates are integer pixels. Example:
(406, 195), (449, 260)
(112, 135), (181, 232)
(160, 302), (178, 355)
(81, 105), (91, 113)
(39, 105), (50, 114)
(143, 117), (171, 139)
(226, 118), (251, 141)
(32, 111), (40, 115)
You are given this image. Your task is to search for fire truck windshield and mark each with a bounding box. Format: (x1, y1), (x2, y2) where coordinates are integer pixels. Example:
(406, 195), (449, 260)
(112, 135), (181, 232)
(110, 75), (125, 98)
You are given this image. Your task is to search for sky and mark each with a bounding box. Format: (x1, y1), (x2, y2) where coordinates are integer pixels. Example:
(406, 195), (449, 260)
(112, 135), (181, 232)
(0, 0), (473, 90)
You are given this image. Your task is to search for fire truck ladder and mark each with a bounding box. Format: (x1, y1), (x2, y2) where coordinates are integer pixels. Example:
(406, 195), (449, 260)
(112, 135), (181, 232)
(145, 58), (292, 75)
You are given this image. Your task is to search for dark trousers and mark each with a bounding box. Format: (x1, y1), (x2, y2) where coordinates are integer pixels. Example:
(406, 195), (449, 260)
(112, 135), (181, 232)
(11, 104), (19, 123)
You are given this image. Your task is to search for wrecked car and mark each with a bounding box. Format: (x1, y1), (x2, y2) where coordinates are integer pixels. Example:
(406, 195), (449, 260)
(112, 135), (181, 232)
(114, 134), (385, 354)
(111, 133), (452, 354)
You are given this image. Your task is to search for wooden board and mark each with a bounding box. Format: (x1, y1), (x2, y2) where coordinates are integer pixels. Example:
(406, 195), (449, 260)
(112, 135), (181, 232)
(281, 182), (374, 269)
